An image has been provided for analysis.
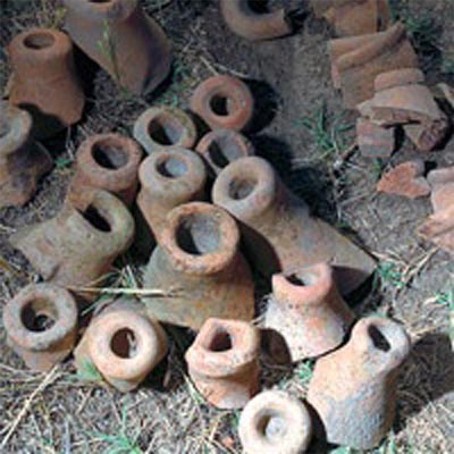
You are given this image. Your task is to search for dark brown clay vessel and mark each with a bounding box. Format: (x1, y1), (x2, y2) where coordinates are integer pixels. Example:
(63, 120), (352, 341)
(3, 283), (78, 372)
(8, 28), (85, 138)
(141, 202), (255, 330)
(64, 0), (171, 94)
(212, 156), (376, 296)
(307, 316), (411, 449)
(185, 318), (260, 409)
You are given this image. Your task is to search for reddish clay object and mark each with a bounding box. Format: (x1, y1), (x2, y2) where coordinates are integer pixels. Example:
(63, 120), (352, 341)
(265, 263), (355, 361)
(220, 0), (292, 41)
(137, 148), (207, 241)
(195, 129), (254, 175)
(3, 283), (78, 372)
(356, 117), (395, 159)
(374, 67), (425, 92)
(212, 156), (376, 296)
(63, 0), (171, 94)
(307, 316), (411, 449)
(133, 106), (197, 154)
(238, 390), (312, 454)
(10, 190), (135, 298)
(0, 102), (52, 208)
(190, 76), (254, 131)
(8, 28), (84, 138)
(185, 318), (260, 409)
(377, 160), (431, 199)
(142, 202), (255, 330)
(74, 300), (167, 392)
(67, 133), (142, 206)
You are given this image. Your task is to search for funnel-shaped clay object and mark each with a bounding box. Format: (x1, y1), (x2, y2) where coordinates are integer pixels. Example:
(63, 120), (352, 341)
(212, 156), (376, 295)
(307, 316), (411, 449)
(239, 390), (312, 454)
(0, 102), (52, 208)
(64, 0), (171, 94)
(141, 202), (255, 330)
(3, 283), (78, 372)
(265, 263), (355, 361)
(185, 318), (260, 409)
(8, 28), (84, 138)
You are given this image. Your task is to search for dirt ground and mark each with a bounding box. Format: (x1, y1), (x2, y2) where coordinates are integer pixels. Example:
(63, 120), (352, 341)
(1, 0), (453, 452)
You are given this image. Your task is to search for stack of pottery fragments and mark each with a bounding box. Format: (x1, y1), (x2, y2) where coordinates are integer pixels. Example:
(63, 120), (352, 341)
(1, 0), (451, 452)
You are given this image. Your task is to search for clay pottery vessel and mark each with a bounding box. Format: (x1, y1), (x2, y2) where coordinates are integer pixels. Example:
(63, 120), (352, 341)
(3, 283), (78, 372)
(195, 128), (254, 176)
(0, 102), (52, 208)
(7, 28), (84, 138)
(307, 316), (411, 449)
(74, 299), (168, 392)
(10, 189), (135, 299)
(212, 156), (376, 296)
(220, 0), (292, 41)
(141, 202), (255, 330)
(63, 0), (171, 94)
(185, 318), (260, 409)
(137, 148), (207, 241)
(265, 262), (355, 361)
(239, 390), (312, 454)
(190, 75), (254, 131)
(133, 106), (197, 154)
(66, 133), (142, 206)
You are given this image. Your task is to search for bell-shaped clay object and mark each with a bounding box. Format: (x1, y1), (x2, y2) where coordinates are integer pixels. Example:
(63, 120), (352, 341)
(141, 202), (255, 330)
(185, 318), (260, 409)
(63, 0), (171, 94)
(7, 28), (85, 138)
(3, 283), (78, 372)
(265, 263), (355, 361)
(239, 390), (312, 454)
(133, 106), (197, 154)
(212, 156), (376, 295)
(137, 148), (207, 241)
(0, 102), (52, 208)
(307, 316), (411, 449)
(10, 190), (135, 298)
(66, 133), (143, 206)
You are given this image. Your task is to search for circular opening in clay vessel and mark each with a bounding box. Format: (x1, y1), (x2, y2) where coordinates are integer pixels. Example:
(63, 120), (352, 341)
(148, 115), (184, 146)
(286, 272), (317, 287)
(228, 176), (257, 200)
(92, 140), (129, 170)
(176, 213), (221, 255)
(89, 0), (112, 3)
(368, 324), (391, 352)
(209, 329), (233, 352)
(257, 410), (287, 442)
(110, 328), (138, 359)
(210, 95), (231, 116)
(207, 139), (239, 168)
(156, 156), (188, 178)
(21, 299), (57, 332)
(23, 32), (55, 50)
(249, 0), (271, 14)
(0, 119), (10, 138)
(80, 204), (111, 232)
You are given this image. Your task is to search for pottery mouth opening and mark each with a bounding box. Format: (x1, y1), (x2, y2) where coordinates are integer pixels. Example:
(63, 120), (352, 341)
(23, 32), (55, 50)
(156, 155), (188, 178)
(285, 271), (317, 287)
(92, 140), (129, 170)
(257, 410), (287, 442)
(210, 95), (232, 117)
(209, 328), (233, 352)
(207, 140), (236, 168)
(248, 0), (272, 14)
(21, 298), (57, 332)
(80, 204), (112, 232)
(88, 0), (112, 3)
(110, 328), (138, 359)
(228, 176), (257, 200)
(0, 119), (10, 138)
(368, 324), (391, 352)
(148, 115), (185, 146)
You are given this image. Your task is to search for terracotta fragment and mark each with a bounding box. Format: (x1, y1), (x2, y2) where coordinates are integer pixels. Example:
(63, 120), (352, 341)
(63, 0), (171, 94)
(356, 117), (395, 158)
(133, 106), (197, 154)
(212, 156), (376, 296)
(190, 76), (254, 131)
(0, 102), (52, 208)
(66, 133), (142, 206)
(374, 68), (425, 92)
(307, 316), (411, 449)
(185, 318), (260, 409)
(265, 263), (355, 361)
(238, 390), (312, 454)
(7, 28), (85, 139)
(3, 283), (78, 372)
(141, 202), (255, 330)
(137, 148), (207, 241)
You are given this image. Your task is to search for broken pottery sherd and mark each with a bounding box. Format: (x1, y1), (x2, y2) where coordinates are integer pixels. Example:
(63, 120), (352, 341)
(63, 0), (171, 94)
(265, 263), (355, 362)
(137, 148), (207, 241)
(3, 283), (78, 372)
(141, 202), (255, 330)
(133, 106), (197, 154)
(190, 75), (254, 131)
(356, 117), (395, 159)
(0, 102), (52, 208)
(238, 390), (312, 454)
(212, 156), (376, 296)
(8, 27), (85, 138)
(185, 318), (260, 409)
(307, 316), (411, 449)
